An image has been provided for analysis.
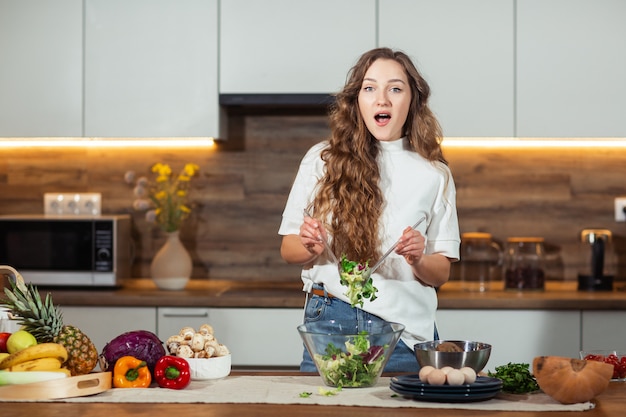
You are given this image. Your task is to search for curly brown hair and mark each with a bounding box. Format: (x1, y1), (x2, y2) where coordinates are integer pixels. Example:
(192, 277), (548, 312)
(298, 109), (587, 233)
(309, 47), (446, 264)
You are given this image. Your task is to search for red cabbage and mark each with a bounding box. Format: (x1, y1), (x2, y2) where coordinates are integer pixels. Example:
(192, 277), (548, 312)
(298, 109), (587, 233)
(98, 330), (166, 374)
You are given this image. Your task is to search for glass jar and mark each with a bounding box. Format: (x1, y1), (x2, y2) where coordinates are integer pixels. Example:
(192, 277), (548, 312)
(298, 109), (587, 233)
(504, 237), (546, 291)
(459, 232), (502, 292)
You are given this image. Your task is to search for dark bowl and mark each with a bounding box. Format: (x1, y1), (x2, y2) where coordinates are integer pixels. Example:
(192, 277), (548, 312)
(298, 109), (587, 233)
(413, 340), (491, 372)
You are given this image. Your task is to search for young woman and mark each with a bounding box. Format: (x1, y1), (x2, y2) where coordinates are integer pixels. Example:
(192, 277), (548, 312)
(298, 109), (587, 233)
(279, 47), (460, 372)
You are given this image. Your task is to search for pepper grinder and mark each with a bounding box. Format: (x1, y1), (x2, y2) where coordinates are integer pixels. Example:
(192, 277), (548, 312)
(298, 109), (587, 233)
(577, 229), (614, 291)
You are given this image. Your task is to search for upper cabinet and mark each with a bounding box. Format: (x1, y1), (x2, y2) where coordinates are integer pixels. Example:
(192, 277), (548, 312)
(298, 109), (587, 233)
(379, 0), (515, 137)
(1, 1), (625, 138)
(0, 0), (83, 137)
(516, 0), (626, 137)
(84, 0), (220, 137)
(219, 0), (376, 94)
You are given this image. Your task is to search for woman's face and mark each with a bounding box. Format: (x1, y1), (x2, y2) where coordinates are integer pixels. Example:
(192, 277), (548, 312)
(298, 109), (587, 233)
(357, 58), (411, 142)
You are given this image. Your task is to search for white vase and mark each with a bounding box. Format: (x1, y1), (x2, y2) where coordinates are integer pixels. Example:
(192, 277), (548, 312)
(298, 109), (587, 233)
(150, 231), (192, 290)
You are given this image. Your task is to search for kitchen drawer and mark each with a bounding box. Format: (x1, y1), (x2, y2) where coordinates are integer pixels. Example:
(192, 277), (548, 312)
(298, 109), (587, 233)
(436, 309), (581, 371)
(581, 311), (626, 351)
(157, 307), (303, 368)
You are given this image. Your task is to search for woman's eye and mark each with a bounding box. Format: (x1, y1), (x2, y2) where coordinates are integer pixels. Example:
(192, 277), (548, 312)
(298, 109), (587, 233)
(363, 86), (374, 92)
(390, 87), (402, 93)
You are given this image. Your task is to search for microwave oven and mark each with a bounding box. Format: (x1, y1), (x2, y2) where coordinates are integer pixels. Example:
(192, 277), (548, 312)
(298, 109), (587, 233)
(0, 214), (132, 287)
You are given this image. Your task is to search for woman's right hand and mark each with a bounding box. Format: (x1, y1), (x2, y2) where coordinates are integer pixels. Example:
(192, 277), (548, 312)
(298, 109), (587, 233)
(300, 214), (326, 257)
(279, 214), (326, 265)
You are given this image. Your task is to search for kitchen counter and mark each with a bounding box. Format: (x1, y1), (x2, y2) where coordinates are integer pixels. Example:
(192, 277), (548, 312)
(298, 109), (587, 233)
(40, 279), (626, 310)
(1, 372), (624, 417)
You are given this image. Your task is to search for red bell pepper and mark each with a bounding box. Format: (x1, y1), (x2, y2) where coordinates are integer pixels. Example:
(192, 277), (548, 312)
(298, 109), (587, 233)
(154, 355), (191, 389)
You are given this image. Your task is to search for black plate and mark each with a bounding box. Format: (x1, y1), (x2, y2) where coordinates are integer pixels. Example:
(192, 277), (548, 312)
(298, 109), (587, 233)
(389, 375), (502, 403)
(391, 375), (502, 392)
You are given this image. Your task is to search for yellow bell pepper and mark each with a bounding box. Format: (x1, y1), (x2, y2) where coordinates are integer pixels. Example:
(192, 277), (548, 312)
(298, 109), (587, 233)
(113, 356), (152, 388)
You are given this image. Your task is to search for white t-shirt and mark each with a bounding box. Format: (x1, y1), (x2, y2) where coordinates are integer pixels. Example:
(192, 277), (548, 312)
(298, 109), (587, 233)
(278, 137), (460, 349)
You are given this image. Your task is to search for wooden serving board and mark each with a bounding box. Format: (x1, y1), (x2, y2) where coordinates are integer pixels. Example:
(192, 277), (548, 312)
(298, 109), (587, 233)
(0, 372), (111, 400)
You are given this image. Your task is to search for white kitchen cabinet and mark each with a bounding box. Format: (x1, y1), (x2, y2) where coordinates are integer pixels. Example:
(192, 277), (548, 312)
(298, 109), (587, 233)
(84, 0), (220, 137)
(157, 307), (303, 367)
(219, 0), (376, 94)
(379, 0), (515, 137)
(61, 306), (157, 354)
(0, 0), (83, 136)
(581, 311), (626, 351)
(517, 0), (626, 137)
(436, 309), (580, 371)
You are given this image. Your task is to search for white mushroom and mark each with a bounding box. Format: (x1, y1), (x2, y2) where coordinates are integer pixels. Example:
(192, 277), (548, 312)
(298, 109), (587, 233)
(166, 335), (184, 354)
(216, 344), (230, 357)
(176, 344), (194, 359)
(198, 324), (214, 335)
(167, 334), (184, 345)
(179, 326), (195, 340)
(204, 345), (217, 358)
(194, 350), (208, 359)
(191, 333), (205, 352)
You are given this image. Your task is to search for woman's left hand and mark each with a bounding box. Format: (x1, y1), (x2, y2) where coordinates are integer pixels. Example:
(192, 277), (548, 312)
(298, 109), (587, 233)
(395, 226), (425, 266)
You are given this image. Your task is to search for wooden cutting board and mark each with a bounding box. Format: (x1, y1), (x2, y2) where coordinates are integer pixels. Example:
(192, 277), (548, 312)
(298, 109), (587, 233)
(0, 372), (111, 400)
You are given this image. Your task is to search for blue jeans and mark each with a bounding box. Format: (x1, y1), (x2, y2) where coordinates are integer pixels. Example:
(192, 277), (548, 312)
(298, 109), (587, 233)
(299, 286), (439, 373)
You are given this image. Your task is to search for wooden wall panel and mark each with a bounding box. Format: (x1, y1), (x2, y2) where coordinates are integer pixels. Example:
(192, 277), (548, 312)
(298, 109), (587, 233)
(1, 116), (626, 285)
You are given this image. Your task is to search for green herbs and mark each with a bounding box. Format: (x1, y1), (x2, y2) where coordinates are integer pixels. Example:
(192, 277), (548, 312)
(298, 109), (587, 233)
(318, 386), (342, 396)
(488, 362), (540, 394)
(298, 388), (340, 398)
(313, 332), (387, 388)
(339, 255), (378, 308)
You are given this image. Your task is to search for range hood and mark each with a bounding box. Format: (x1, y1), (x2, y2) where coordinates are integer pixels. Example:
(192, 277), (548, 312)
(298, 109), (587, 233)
(218, 94), (335, 146)
(219, 93), (335, 108)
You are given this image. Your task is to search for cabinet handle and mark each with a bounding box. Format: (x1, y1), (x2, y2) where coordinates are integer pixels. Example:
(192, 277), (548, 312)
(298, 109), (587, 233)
(160, 309), (210, 318)
(162, 313), (209, 318)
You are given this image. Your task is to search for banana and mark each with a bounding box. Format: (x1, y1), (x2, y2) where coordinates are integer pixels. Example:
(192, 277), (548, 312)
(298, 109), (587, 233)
(55, 367), (72, 377)
(0, 343), (68, 370)
(6, 357), (63, 372)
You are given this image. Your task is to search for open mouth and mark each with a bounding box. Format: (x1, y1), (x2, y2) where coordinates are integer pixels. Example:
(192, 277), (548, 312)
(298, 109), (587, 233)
(374, 113), (391, 124)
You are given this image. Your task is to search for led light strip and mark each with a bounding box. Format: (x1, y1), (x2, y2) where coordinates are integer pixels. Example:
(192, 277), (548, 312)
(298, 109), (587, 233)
(0, 137), (216, 148)
(441, 137), (626, 148)
(1, 137), (625, 148)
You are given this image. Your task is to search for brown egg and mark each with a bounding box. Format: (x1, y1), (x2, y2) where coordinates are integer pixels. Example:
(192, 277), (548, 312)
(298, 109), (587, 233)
(460, 366), (477, 384)
(446, 369), (466, 386)
(440, 366), (454, 375)
(418, 365), (435, 381)
(427, 368), (447, 385)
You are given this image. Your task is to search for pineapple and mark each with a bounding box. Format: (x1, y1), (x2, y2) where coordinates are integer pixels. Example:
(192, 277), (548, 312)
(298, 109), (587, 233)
(1, 272), (98, 376)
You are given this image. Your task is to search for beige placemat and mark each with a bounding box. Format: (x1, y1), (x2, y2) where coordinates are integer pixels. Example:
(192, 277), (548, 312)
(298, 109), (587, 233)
(36, 375), (593, 411)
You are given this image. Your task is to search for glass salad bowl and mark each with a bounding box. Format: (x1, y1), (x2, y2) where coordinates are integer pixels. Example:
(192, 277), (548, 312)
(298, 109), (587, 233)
(297, 319), (405, 388)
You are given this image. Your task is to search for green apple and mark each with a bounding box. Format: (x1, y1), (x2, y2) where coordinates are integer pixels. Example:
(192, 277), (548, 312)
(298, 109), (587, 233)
(6, 330), (37, 354)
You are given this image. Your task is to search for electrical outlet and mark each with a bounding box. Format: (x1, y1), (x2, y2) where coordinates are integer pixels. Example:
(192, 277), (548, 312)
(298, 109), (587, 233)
(44, 193), (101, 216)
(614, 197), (626, 222)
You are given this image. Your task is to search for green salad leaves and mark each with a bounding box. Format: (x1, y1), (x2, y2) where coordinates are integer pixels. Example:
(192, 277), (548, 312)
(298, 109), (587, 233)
(313, 332), (387, 388)
(487, 362), (540, 394)
(339, 255), (378, 308)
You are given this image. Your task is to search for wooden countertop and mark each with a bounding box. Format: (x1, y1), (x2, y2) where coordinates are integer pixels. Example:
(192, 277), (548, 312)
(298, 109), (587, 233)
(38, 279), (626, 310)
(1, 372), (624, 417)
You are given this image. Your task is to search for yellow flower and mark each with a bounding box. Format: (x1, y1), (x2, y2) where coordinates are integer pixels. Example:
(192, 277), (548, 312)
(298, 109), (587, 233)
(128, 162), (199, 233)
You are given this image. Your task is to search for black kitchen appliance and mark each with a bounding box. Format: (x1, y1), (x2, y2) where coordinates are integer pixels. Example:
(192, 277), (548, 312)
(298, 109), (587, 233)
(0, 214), (131, 287)
(578, 229), (614, 291)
